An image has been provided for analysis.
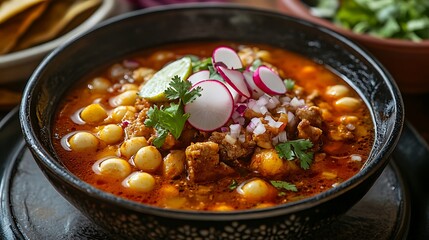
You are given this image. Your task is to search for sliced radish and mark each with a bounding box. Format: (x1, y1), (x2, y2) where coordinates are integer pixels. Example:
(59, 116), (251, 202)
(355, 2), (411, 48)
(188, 70), (210, 85)
(217, 66), (251, 98)
(225, 84), (241, 104)
(185, 80), (234, 131)
(212, 46), (243, 70)
(253, 66), (287, 95)
(243, 70), (265, 99)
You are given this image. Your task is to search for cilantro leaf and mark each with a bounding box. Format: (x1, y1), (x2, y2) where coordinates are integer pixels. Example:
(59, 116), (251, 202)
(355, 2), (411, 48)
(164, 75), (202, 104)
(314, 0), (429, 41)
(248, 59), (263, 72)
(144, 104), (190, 148)
(275, 139), (314, 170)
(144, 76), (201, 148)
(270, 180), (298, 192)
(208, 65), (224, 82)
(228, 179), (238, 190)
(284, 79), (295, 91)
(192, 57), (212, 72)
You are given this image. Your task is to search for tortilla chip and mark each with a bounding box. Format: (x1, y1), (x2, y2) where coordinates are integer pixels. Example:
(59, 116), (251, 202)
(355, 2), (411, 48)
(0, 0), (45, 24)
(13, 0), (101, 51)
(0, 88), (21, 110)
(0, 1), (47, 54)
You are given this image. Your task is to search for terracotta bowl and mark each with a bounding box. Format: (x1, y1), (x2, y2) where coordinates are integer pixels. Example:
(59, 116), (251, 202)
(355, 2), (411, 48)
(19, 4), (404, 239)
(279, 0), (429, 93)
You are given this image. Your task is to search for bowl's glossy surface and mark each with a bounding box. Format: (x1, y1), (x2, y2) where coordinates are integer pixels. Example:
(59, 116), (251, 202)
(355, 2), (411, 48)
(19, 4), (404, 239)
(279, 0), (429, 93)
(0, 0), (120, 84)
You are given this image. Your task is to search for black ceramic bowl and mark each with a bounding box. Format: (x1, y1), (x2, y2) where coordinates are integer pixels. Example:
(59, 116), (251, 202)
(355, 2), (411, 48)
(19, 4), (404, 239)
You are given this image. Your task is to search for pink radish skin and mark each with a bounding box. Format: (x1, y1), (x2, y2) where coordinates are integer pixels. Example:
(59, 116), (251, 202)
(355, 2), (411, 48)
(212, 46), (243, 70)
(253, 66), (287, 95)
(188, 70), (210, 85)
(217, 66), (251, 98)
(185, 80), (234, 131)
(243, 70), (265, 98)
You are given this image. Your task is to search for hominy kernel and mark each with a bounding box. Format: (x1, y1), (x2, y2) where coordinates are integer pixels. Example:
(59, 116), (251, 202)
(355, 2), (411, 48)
(238, 179), (270, 201)
(326, 85), (349, 98)
(80, 103), (107, 124)
(110, 90), (138, 107)
(68, 132), (98, 151)
(134, 146), (162, 172)
(98, 124), (123, 144)
(125, 172), (156, 192)
(335, 97), (361, 111)
(110, 106), (136, 123)
(120, 137), (148, 158)
(99, 158), (131, 179)
(88, 77), (111, 92)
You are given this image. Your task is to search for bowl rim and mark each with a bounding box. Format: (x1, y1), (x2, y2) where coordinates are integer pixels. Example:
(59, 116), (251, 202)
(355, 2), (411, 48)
(279, 0), (429, 51)
(0, 0), (117, 67)
(20, 3), (404, 221)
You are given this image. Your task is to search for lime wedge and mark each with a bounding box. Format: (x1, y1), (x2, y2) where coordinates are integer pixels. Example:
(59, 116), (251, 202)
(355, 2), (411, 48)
(139, 57), (192, 102)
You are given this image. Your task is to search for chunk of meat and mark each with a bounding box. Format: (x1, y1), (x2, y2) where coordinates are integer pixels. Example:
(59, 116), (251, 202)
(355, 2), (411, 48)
(185, 142), (235, 183)
(208, 132), (256, 162)
(295, 106), (323, 127)
(297, 119), (322, 143)
(163, 150), (186, 179)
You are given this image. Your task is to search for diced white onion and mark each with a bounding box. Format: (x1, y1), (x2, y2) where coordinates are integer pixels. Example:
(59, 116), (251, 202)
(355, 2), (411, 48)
(290, 97), (305, 108)
(264, 115), (283, 128)
(259, 106), (268, 115)
(332, 183), (339, 188)
(287, 112), (295, 124)
(346, 123), (356, 131)
(224, 134), (237, 144)
(253, 123), (266, 136)
(280, 96), (291, 102)
(229, 124), (241, 138)
(276, 107), (287, 114)
(238, 134), (246, 143)
(350, 154), (362, 162)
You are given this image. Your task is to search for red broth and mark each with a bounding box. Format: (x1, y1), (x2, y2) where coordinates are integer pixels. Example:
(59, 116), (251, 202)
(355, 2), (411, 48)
(52, 42), (374, 211)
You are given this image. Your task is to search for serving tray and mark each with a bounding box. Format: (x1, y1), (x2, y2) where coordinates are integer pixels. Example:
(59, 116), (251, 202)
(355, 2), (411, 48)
(0, 108), (425, 239)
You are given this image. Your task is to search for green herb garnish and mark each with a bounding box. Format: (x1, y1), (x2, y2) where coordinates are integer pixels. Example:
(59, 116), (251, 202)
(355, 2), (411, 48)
(312, 0), (429, 41)
(144, 76), (202, 148)
(248, 59), (263, 72)
(228, 179), (238, 190)
(191, 57), (213, 72)
(284, 79), (295, 91)
(275, 139), (314, 170)
(270, 180), (298, 192)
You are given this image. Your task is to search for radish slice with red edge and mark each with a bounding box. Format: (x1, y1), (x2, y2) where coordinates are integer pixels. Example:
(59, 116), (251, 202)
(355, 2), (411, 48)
(217, 66), (251, 98)
(253, 66), (287, 95)
(188, 70), (210, 85)
(212, 46), (243, 70)
(185, 80), (234, 131)
(243, 69), (265, 98)
(225, 84), (241, 104)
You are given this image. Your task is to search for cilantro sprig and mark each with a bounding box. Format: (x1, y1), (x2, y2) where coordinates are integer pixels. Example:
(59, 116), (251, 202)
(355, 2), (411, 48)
(270, 180), (298, 192)
(144, 76), (201, 148)
(312, 0), (429, 41)
(275, 139), (314, 170)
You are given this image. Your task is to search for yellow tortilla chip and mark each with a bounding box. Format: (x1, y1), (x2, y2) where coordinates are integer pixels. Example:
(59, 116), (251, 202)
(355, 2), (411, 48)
(13, 0), (102, 51)
(0, 88), (21, 110)
(0, 0), (46, 24)
(0, 1), (47, 54)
